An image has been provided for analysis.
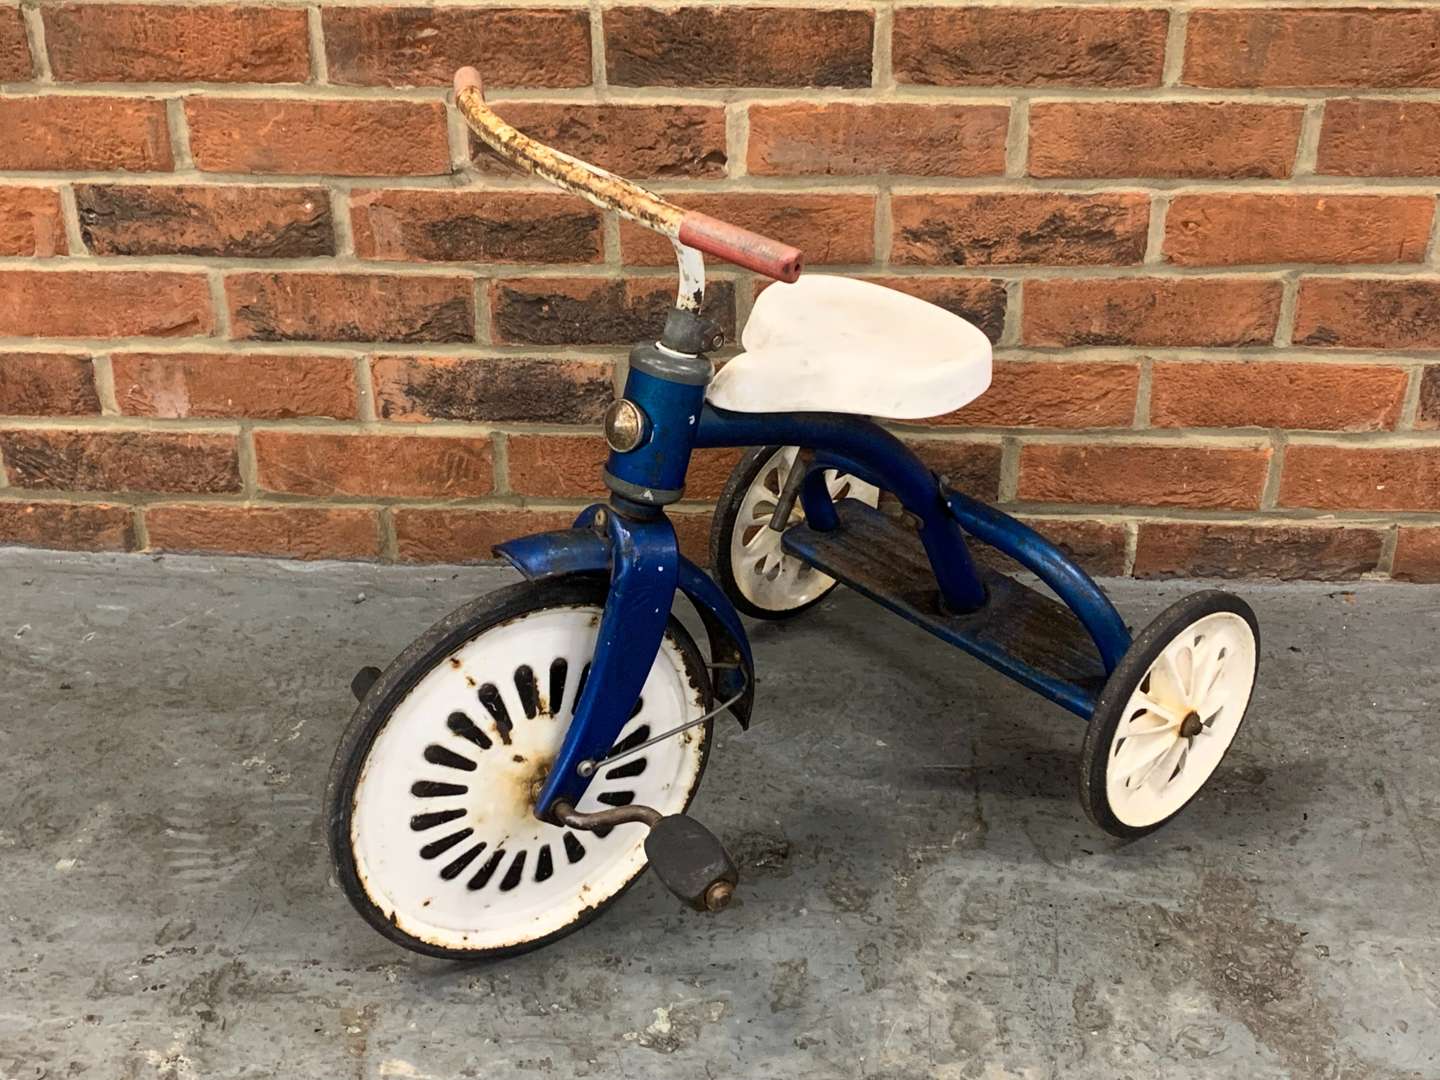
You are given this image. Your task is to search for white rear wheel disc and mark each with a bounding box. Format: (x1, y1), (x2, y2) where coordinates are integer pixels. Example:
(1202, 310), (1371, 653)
(1104, 611), (1257, 829)
(730, 445), (879, 613)
(348, 603), (708, 953)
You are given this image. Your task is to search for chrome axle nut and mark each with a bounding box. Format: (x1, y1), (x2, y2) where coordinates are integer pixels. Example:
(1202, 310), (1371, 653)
(603, 399), (647, 453)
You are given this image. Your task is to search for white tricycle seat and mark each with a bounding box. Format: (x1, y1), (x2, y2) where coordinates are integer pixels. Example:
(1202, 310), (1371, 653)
(705, 275), (993, 420)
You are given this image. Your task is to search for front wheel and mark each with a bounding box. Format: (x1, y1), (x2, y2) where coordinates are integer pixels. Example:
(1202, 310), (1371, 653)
(1079, 590), (1260, 839)
(326, 575), (713, 959)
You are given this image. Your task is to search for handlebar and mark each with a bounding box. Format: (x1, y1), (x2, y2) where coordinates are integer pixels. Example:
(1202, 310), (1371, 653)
(452, 67), (803, 283)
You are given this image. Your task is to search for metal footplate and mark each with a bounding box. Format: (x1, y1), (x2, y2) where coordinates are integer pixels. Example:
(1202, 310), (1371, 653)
(783, 500), (1108, 717)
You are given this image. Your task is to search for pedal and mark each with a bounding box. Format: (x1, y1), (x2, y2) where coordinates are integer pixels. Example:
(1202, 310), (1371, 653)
(554, 802), (739, 912)
(351, 665), (382, 702)
(644, 815), (739, 912)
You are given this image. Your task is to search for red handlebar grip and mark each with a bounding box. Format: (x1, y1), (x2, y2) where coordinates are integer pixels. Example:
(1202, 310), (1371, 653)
(453, 66), (484, 100)
(678, 212), (804, 283)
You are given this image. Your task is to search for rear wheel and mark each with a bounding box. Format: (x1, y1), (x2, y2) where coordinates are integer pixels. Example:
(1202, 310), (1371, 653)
(709, 444), (879, 620)
(326, 575), (712, 959)
(1080, 590), (1260, 839)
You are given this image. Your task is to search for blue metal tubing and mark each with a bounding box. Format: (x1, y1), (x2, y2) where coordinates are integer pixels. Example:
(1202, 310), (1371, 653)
(530, 510), (680, 818)
(944, 491), (1132, 673)
(695, 405), (988, 612)
(604, 365), (708, 502)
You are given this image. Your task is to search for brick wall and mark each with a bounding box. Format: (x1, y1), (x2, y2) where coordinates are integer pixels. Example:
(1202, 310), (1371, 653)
(1, 2), (1438, 582)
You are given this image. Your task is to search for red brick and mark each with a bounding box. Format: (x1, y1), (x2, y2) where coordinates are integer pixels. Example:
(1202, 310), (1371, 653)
(44, 4), (308, 83)
(1279, 445), (1440, 512)
(1294, 279), (1440, 350)
(0, 354), (99, 416)
(0, 500), (134, 552)
(1029, 102), (1303, 179)
(0, 188), (66, 257)
(0, 429), (239, 493)
(0, 7), (30, 80)
(186, 99), (449, 176)
(1134, 522), (1383, 581)
(902, 439), (1003, 499)
(395, 507), (578, 563)
(324, 7), (590, 88)
(1018, 443), (1271, 510)
(253, 431), (493, 498)
(112, 353), (357, 420)
(226, 272), (472, 344)
(857, 277), (1008, 343)
(1184, 9), (1440, 89)
(1393, 527), (1440, 583)
(1317, 100), (1440, 177)
(605, 6), (872, 88)
(620, 193), (875, 266)
(1019, 517), (1128, 577)
(894, 7), (1167, 87)
(76, 184), (332, 258)
(1164, 195), (1433, 267)
(491, 277), (735, 347)
(0, 96), (171, 171)
(373, 356), (612, 424)
(474, 104), (726, 180)
(893, 193), (1148, 268)
(748, 103), (1007, 177)
(928, 361), (1138, 429)
(146, 504), (381, 560)
(1151, 362), (1408, 432)
(1419, 367), (1440, 430)
(505, 435), (741, 501)
(350, 190), (601, 264)
(0, 271), (212, 338)
(1023, 278), (1283, 348)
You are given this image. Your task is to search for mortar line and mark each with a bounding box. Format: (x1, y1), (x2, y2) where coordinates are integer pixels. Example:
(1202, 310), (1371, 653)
(1427, 195), (1440, 268)
(588, 0), (607, 91)
(1398, 364), (1425, 430)
(1293, 101), (1325, 177)
(378, 506), (399, 561)
(1377, 525), (1399, 576)
(1121, 520), (1139, 577)
(57, 183), (88, 255)
(206, 270), (231, 338)
(1000, 279), (1022, 347)
(1134, 354), (1153, 428)
(1004, 98), (1029, 178)
(353, 354), (376, 422)
(165, 98), (194, 171)
(92, 354), (120, 416)
(306, 5), (328, 85)
(474, 279), (494, 346)
(329, 185), (354, 256)
(237, 423), (259, 497)
(874, 183), (893, 267)
(1144, 193), (1171, 264)
(997, 435), (1020, 503)
(20, 5), (51, 82)
(491, 431), (511, 496)
(1274, 272), (1300, 348)
(872, 1), (894, 95)
(130, 506), (151, 551)
(725, 100), (749, 179)
(1259, 434), (1287, 511)
(1161, 8), (1189, 88)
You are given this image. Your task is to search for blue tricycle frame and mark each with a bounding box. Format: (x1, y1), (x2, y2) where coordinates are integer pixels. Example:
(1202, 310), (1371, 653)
(500, 362), (1135, 823)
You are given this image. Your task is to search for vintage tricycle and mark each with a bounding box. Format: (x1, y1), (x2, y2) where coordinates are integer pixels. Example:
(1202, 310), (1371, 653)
(325, 67), (1262, 959)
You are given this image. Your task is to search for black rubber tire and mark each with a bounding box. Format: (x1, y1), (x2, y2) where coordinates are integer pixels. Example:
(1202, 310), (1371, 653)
(709, 444), (838, 621)
(1079, 589), (1260, 840)
(325, 574), (713, 961)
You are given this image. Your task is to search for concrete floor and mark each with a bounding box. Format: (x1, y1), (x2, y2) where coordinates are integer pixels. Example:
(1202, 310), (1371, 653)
(0, 547), (1437, 1080)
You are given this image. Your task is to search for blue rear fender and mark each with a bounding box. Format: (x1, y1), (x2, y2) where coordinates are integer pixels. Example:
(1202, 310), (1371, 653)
(493, 518), (755, 729)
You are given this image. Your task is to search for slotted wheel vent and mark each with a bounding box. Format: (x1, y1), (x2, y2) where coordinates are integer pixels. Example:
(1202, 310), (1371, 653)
(407, 656), (653, 894)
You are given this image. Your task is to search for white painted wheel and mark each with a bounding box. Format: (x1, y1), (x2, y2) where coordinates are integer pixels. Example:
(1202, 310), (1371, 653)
(327, 577), (711, 958)
(711, 445), (879, 619)
(1080, 591), (1259, 838)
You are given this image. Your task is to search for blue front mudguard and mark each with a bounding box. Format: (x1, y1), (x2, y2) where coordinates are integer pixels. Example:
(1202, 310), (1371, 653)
(494, 510), (754, 816)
